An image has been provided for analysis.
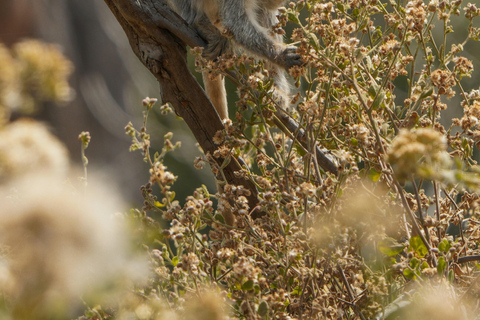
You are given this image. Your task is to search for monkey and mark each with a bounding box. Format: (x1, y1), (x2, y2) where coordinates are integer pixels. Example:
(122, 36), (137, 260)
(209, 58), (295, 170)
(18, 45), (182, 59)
(164, 0), (304, 225)
(166, 0), (303, 120)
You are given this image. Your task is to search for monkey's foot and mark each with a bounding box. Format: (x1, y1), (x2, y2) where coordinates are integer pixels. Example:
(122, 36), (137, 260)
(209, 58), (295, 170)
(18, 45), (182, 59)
(277, 47), (303, 70)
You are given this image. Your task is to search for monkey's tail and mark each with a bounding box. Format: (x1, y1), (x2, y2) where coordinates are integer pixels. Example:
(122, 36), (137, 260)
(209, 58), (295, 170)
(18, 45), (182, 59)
(202, 71), (228, 120)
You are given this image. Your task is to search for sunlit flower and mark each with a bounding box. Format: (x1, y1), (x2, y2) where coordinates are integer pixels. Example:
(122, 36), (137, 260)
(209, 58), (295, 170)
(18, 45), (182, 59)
(460, 100), (480, 129)
(405, 0), (427, 31)
(431, 69), (456, 98)
(398, 282), (473, 320)
(453, 56), (474, 78)
(387, 128), (451, 181)
(233, 256), (260, 280)
(183, 288), (228, 320)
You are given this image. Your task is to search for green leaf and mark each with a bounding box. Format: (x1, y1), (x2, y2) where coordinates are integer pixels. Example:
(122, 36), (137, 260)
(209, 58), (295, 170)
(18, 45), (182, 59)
(307, 33), (320, 51)
(337, 188), (343, 197)
(409, 236), (428, 257)
(403, 268), (416, 280)
(437, 257), (447, 275)
(239, 63), (247, 74)
(242, 279), (254, 291)
(285, 222), (291, 234)
(368, 168), (382, 182)
(378, 238), (405, 256)
(419, 87), (433, 100)
(372, 28), (382, 42)
(254, 284), (260, 294)
(438, 239), (451, 253)
(258, 301), (269, 317)
(420, 261), (429, 270)
(294, 144), (307, 157)
(368, 84), (380, 97)
(409, 257), (420, 269)
(172, 256), (179, 267)
(288, 276), (294, 287)
(201, 184), (210, 197)
(154, 201), (165, 208)
(214, 213), (225, 224)
(371, 90), (385, 110)
(292, 286), (302, 296)
(448, 269), (454, 282)
(287, 12), (300, 24)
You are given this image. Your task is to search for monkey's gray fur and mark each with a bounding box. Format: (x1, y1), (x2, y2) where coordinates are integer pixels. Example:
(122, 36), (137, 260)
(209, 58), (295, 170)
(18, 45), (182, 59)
(166, 0), (302, 119)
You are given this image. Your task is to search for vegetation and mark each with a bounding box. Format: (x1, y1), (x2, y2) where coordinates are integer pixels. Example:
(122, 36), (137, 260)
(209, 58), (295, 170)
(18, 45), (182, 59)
(1, 0), (480, 319)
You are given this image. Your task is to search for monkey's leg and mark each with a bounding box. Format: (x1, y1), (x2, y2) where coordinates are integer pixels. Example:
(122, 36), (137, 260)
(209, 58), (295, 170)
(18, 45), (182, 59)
(202, 71), (229, 119)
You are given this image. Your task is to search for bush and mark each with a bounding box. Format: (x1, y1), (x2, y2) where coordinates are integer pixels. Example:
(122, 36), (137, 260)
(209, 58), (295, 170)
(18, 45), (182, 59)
(119, 1), (480, 318)
(2, 0), (480, 319)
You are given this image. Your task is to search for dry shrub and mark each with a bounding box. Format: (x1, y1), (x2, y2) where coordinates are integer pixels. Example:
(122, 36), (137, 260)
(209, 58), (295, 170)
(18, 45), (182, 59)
(4, 0), (480, 319)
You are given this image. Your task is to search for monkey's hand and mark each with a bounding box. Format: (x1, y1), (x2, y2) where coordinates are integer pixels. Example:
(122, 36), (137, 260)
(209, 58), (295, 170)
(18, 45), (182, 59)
(203, 34), (231, 60)
(195, 15), (231, 61)
(275, 47), (303, 71)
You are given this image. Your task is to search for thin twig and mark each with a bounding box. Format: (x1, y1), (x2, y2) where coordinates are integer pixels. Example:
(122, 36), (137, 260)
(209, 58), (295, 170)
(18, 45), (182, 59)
(336, 264), (367, 320)
(411, 177), (432, 247)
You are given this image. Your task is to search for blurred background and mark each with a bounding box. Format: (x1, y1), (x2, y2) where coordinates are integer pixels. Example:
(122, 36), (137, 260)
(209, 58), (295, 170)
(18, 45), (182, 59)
(0, 0), (217, 205)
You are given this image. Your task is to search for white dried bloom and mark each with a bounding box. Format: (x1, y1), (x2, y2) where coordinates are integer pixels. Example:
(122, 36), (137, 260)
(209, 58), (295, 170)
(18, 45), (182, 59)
(217, 248), (235, 260)
(405, 0), (426, 31)
(387, 128), (451, 181)
(0, 119), (69, 181)
(399, 282), (472, 320)
(233, 256), (260, 280)
(0, 173), (147, 318)
(183, 288), (228, 320)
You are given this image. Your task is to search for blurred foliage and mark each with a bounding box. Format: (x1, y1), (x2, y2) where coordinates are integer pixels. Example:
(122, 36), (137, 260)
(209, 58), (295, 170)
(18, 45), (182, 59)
(0, 39), (73, 122)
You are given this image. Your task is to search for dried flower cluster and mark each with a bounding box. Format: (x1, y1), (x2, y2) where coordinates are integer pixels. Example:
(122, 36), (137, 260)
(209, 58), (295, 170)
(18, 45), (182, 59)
(387, 127), (451, 181)
(106, 0), (480, 318)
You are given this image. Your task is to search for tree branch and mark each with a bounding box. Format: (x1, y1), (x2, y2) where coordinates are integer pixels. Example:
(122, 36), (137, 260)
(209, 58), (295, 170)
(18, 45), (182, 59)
(103, 0), (261, 216)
